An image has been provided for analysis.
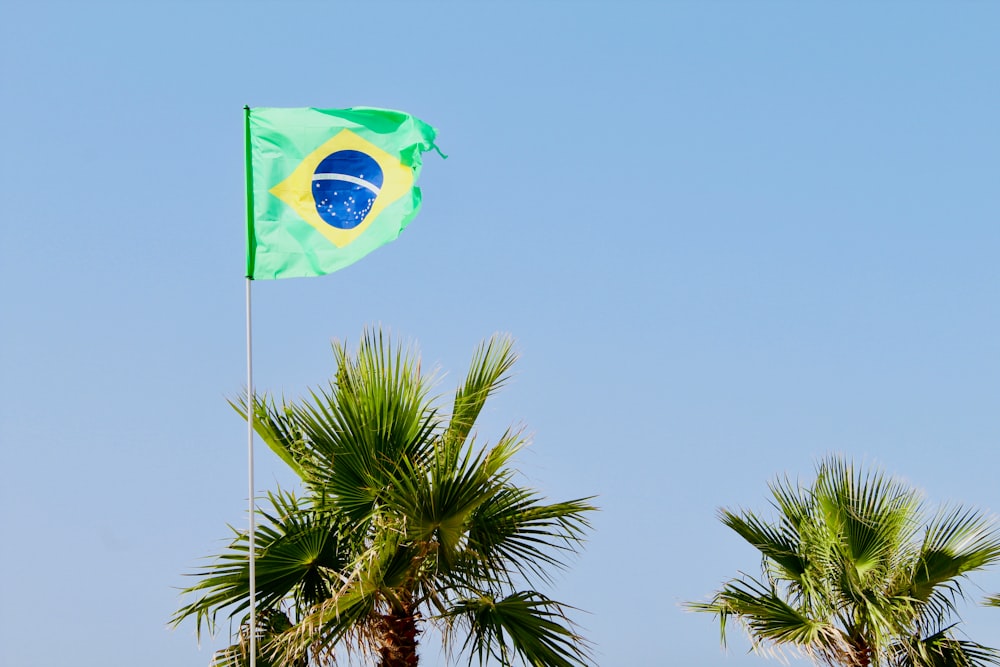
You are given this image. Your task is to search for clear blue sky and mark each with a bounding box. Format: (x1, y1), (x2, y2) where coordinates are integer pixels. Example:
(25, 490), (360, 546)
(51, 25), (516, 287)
(2, 1), (999, 665)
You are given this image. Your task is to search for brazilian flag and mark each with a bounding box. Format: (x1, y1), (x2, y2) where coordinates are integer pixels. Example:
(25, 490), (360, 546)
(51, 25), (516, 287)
(245, 107), (440, 279)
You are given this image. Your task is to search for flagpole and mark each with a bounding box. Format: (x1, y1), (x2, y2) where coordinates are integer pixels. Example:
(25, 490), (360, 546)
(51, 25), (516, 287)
(244, 105), (257, 667)
(246, 276), (257, 667)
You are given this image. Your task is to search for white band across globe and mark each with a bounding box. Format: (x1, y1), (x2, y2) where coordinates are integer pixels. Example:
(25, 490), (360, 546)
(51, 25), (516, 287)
(312, 173), (382, 195)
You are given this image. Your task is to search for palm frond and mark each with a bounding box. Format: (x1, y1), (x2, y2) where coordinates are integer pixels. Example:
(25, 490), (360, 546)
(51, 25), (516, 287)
(889, 626), (1000, 667)
(464, 485), (595, 587)
(172, 490), (350, 637)
(443, 334), (517, 456)
(254, 331), (442, 521)
(231, 393), (310, 480)
(270, 566), (385, 667)
(209, 610), (311, 667)
(444, 591), (592, 667)
(910, 506), (1000, 602)
(814, 457), (921, 584)
(688, 575), (847, 658)
(720, 508), (808, 584)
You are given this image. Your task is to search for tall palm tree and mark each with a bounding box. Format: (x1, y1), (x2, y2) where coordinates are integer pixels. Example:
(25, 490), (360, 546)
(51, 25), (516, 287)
(688, 456), (1000, 667)
(173, 330), (595, 667)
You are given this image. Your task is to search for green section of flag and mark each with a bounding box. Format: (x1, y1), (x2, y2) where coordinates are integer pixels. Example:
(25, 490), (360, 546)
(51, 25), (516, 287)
(245, 107), (439, 280)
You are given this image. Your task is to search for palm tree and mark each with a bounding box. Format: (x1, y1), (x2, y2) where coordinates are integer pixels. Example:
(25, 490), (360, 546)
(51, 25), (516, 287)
(173, 330), (595, 667)
(687, 455), (1000, 667)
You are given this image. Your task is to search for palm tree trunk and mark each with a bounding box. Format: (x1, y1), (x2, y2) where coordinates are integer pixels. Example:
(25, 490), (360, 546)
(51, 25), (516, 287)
(377, 604), (420, 667)
(850, 640), (871, 667)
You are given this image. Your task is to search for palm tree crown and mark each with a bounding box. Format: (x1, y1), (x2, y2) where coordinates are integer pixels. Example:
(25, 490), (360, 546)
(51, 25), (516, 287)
(173, 330), (595, 667)
(688, 455), (1000, 667)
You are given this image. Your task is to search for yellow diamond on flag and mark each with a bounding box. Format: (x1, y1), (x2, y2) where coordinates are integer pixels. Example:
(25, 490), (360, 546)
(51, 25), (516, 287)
(269, 129), (415, 249)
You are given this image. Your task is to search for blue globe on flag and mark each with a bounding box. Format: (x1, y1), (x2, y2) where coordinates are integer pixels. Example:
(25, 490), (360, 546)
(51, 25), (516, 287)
(312, 150), (384, 230)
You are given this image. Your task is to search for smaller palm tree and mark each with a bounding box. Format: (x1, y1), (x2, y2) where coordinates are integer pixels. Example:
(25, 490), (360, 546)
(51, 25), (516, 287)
(688, 455), (1000, 667)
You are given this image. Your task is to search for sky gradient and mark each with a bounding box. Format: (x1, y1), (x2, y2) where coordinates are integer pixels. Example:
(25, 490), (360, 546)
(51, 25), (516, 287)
(2, 2), (999, 665)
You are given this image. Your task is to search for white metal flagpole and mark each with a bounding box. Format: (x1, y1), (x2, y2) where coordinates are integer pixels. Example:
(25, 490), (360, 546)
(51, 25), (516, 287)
(245, 276), (256, 667)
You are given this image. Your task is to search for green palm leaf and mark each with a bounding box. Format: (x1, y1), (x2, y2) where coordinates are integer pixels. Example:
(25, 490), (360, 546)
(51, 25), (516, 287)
(445, 591), (591, 667)
(171, 491), (351, 637)
(911, 507), (1000, 602)
(443, 335), (517, 455)
(889, 626), (1000, 667)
